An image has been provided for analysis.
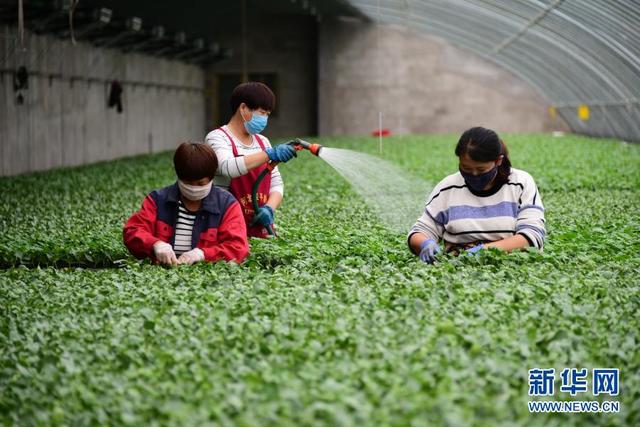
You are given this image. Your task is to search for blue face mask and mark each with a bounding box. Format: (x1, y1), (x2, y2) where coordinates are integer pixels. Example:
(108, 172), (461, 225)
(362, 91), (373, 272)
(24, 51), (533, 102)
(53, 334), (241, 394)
(460, 166), (498, 191)
(243, 110), (268, 135)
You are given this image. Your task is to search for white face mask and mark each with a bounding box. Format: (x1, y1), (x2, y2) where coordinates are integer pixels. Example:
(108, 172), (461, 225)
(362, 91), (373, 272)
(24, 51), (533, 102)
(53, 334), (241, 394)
(178, 180), (212, 201)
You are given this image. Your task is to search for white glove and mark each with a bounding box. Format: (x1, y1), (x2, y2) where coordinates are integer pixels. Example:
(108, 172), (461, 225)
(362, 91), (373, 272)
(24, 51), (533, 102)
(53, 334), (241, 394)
(177, 248), (205, 265)
(153, 241), (177, 266)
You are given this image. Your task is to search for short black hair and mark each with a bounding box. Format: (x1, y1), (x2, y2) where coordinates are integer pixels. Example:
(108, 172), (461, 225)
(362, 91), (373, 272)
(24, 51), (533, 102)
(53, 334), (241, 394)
(173, 142), (218, 181)
(230, 82), (276, 114)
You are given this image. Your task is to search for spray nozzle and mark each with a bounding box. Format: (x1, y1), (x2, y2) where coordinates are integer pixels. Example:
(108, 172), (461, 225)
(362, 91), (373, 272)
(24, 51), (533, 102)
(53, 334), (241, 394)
(287, 138), (323, 156)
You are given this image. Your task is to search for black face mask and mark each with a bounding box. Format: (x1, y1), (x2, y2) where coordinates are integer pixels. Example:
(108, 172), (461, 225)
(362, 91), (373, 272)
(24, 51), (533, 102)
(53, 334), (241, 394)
(459, 166), (498, 191)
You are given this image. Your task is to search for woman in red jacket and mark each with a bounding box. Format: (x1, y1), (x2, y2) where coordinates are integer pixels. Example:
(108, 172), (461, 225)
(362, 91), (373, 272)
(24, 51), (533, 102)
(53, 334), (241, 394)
(123, 142), (249, 265)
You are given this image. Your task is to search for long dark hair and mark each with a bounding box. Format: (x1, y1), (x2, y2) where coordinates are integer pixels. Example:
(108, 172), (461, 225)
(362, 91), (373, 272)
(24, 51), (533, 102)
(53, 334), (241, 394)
(455, 127), (512, 184)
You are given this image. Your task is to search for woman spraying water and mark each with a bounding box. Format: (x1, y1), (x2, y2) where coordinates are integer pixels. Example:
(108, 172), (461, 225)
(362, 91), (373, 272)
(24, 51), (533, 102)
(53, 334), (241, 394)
(206, 82), (297, 238)
(409, 127), (546, 263)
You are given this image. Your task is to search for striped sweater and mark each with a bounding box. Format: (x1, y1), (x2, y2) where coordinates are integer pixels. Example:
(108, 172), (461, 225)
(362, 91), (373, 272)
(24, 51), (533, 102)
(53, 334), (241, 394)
(409, 168), (546, 250)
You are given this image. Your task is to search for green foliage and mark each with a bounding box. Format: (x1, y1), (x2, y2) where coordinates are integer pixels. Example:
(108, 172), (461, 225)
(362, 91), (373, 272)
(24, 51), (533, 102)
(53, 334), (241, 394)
(0, 134), (639, 426)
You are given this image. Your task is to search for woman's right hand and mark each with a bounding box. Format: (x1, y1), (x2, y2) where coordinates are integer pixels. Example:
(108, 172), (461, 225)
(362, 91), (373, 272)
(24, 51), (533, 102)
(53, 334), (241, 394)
(153, 241), (178, 266)
(419, 239), (441, 264)
(265, 144), (297, 163)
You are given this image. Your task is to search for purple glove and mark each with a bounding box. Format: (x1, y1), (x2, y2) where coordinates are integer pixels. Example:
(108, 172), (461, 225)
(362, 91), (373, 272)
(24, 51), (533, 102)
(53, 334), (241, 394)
(419, 239), (441, 264)
(466, 244), (485, 255)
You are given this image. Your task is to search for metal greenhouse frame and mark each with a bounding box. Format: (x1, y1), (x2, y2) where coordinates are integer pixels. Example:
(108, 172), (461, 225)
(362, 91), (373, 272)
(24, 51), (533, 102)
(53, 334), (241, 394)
(347, 0), (640, 141)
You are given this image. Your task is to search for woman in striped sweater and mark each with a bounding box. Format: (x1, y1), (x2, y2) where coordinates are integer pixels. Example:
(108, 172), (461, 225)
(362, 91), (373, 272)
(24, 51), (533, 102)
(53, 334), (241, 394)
(409, 127), (546, 264)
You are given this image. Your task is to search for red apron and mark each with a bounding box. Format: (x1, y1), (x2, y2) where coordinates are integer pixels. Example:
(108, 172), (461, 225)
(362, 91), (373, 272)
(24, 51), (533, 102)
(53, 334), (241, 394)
(218, 127), (273, 238)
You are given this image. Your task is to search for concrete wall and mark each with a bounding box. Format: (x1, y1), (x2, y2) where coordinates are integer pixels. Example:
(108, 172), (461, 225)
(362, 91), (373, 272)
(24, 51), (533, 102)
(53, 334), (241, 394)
(318, 18), (568, 136)
(204, 14), (318, 139)
(0, 25), (205, 176)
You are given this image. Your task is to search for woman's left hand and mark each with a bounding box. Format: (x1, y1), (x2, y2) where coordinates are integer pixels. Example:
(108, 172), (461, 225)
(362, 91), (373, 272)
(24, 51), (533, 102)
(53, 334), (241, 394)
(177, 248), (205, 265)
(252, 205), (275, 227)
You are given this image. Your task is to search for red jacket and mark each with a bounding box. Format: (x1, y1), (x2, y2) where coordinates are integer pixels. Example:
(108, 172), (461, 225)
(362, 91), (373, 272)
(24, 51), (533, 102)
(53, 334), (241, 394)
(123, 183), (249, 263)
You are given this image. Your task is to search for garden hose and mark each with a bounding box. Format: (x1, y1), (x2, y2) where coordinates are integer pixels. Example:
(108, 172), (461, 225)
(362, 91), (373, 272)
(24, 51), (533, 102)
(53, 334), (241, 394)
(250, 139), (323, 236)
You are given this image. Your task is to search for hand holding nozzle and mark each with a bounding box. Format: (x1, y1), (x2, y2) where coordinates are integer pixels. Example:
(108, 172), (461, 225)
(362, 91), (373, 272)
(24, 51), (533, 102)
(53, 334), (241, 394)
(286, 138), (323, 156)
(264, 139), (324, 169)
(265, 144), (297, 163)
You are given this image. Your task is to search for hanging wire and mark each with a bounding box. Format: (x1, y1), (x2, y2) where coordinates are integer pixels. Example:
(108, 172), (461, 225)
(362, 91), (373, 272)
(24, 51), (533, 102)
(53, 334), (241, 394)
(241, 0), (248, 82)
(69, 0), (80, 45)
(17, 0), (25, 51)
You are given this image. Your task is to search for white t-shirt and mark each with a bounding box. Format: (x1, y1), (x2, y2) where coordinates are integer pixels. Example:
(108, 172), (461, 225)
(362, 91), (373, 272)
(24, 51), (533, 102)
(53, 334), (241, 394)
(205, 125), (284, 196)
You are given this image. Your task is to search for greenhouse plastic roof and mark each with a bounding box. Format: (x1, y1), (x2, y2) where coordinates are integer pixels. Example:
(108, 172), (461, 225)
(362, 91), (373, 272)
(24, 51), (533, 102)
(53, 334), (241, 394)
(347, 0), (640, 141)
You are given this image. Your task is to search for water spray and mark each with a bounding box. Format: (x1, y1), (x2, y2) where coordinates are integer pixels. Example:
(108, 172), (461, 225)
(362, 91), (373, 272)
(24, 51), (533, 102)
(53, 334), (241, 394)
(250, 138), (429, 237)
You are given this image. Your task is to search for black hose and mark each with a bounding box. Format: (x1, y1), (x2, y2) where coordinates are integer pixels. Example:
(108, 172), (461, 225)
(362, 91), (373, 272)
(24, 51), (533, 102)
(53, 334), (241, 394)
(251, 167), (275, 236)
